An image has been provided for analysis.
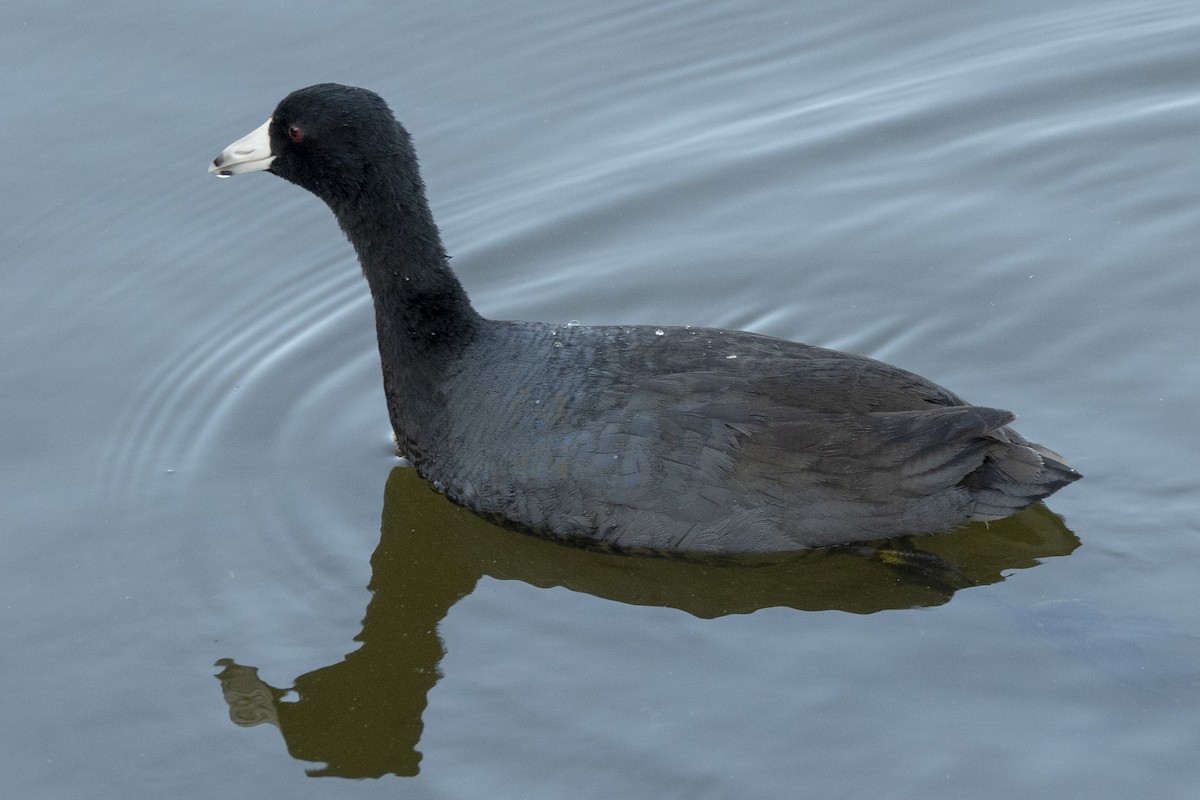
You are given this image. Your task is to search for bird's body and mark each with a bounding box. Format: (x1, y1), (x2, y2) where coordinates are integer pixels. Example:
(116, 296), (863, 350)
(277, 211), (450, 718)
(211, 83), (1079, 553)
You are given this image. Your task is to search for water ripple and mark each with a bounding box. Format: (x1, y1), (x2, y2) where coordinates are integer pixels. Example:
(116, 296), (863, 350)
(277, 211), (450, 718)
(100, 252), (376, 507)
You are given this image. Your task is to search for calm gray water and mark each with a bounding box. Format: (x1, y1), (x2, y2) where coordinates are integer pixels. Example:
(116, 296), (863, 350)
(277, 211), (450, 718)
(3, 0), (1198, 797)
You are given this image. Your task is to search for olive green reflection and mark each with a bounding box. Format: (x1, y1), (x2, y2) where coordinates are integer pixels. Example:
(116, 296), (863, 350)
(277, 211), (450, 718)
(215, 466), (1078, 779)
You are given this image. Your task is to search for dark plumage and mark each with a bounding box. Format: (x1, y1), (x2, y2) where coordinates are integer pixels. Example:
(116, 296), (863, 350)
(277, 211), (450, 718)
(210, 83), (1079, 553)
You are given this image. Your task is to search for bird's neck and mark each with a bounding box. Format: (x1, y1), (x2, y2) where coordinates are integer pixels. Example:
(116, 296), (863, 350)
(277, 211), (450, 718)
(334, 161), (480, 344)
(327, 159), (484, 454)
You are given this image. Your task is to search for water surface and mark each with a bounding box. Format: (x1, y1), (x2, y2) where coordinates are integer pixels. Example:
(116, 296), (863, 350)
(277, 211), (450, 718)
(3, 1), (1198, 798)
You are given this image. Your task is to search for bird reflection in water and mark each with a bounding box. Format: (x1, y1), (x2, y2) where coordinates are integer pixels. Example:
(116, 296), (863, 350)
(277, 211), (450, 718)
(214, 466), (1078, 778)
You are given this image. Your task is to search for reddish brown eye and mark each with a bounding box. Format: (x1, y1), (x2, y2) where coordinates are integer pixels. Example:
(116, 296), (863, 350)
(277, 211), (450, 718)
(287, 124), (303, 143)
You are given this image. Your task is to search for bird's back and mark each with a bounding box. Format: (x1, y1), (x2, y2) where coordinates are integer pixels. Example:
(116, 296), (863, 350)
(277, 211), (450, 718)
(415, 320), (1078, 552)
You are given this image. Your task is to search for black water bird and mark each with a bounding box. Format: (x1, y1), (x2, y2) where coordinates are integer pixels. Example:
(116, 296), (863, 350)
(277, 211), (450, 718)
(210, 83), (1079, 553)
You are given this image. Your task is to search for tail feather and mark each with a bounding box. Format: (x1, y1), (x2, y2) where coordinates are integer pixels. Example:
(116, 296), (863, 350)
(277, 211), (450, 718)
(968, 434), (1082, 520)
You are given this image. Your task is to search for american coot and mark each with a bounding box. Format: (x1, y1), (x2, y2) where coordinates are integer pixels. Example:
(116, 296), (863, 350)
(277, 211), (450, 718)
(210, 83), (1079, 553)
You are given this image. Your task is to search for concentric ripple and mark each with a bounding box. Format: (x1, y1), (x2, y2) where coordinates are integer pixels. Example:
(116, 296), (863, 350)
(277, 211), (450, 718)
(98, 245), (389, 515)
